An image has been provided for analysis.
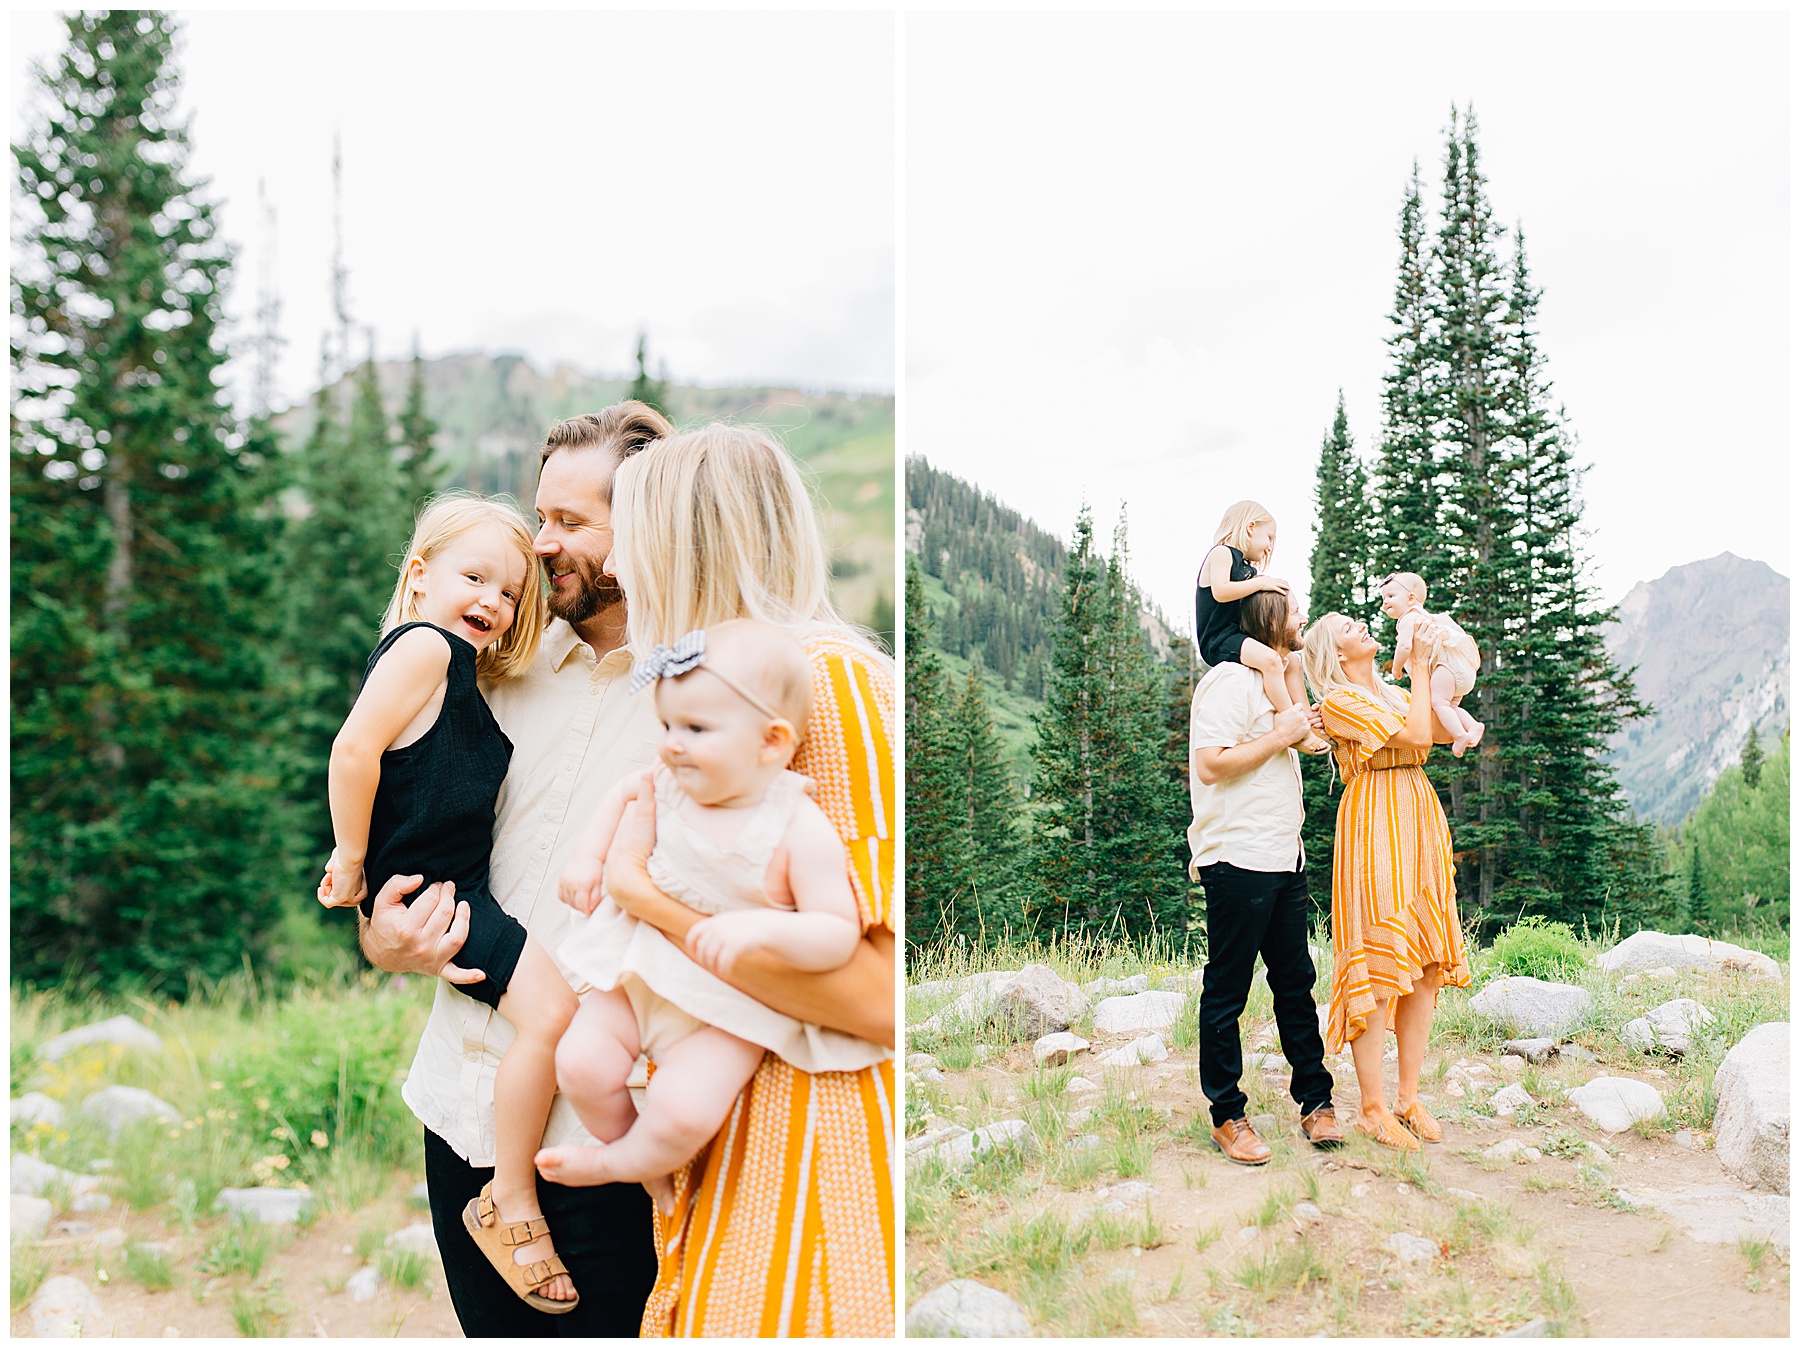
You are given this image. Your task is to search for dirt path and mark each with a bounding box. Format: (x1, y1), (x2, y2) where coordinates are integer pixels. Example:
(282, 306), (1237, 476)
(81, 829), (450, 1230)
(13, 1173), (464, 1338)
(906, 1044), (1789, 1337)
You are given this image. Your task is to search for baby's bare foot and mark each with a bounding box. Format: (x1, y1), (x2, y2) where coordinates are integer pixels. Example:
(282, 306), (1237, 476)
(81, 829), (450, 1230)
(1467, 719), (1485, 748)
(644, 1173), (676, 1216)
(535, 1142), (616, 1190)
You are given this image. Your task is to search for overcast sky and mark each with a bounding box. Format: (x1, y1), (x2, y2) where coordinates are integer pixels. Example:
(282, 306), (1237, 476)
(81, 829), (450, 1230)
(907, 9), (1789, 612)
(11, 10), (895, 409)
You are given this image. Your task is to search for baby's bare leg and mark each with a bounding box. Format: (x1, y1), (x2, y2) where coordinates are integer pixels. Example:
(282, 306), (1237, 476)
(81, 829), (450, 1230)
(536, 1028), (765, 1193)
(554, 988), (642, 1144)
(490, 939), (579, 1300)
(1430, 665), (1482, 757)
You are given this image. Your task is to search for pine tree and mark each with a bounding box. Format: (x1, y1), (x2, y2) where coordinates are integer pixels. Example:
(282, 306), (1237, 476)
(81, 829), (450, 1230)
(947, 659), (1026, 941)
(1741, 725), (1765, 789)
(903, 553), (968, 949)
(12, 12), (293, 988)
(396, 337), (441, 502)
(1309, 391), (1372, 619)
(627, 330), (669, 417)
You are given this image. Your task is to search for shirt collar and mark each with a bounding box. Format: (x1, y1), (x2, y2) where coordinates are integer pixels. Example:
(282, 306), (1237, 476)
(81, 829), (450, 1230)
(544, 618), (635, 674)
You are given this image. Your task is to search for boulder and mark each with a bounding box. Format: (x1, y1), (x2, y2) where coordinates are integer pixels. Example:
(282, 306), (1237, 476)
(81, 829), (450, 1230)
(905, 1052), (940, 1072)
(346, 1265), (382, 1302)
(991, 965), (1089, 1041)
(907, 1279), (1032, 1337)
(1086, 1180), (1155, 1215)
(1386, 1232), (1439, 1264)
(1483, 1139), (1542, 1164)
(913, 1067), (946, 1083)
(1621, 998), (1717, 1056)
(78, 1085), (180, 1137)
(1504, 1319), (1552, 1338)
(1292, 1200), (1324, 1227)
(1596, 931), (1779, 980)
(1092, 990), (1186, 1035)
(215, 1187), (314, 1225)
(1490, 1084), (1535, 1118)
(13, 1193), (53, 1243)
(1066, 1076), (1098, 1095)
(905, 1122), (969, 1158)
(385, 1221), (441, 1261)
(1500, 1038), (1558, 1064)
(1083, 974), (1150, 997)
(71, 1191), (112, 1213)
(1468, 977), (1592, 1038)
(1098, 1034), (1169, 1067)
(906, 974), (1017, 1036)
(12, 1092), (66, 1129)
(1712, 1022), (1789, 1194)
(11, 1153), (102, 1201)
(1558, 1045), (1598, 1065)
(1032, 1032), (1090, 1067)
(1566, 1076), (1665, 1133)
(30, 1276), (104, 1338)
(911, 1119), (1035, 1170)
(37, 1015), (163, 1063)
(1615, 1185), (1789, 1249)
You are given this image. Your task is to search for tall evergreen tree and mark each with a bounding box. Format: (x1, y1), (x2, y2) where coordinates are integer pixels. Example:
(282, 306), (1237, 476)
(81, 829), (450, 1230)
(903, 553), (968, 948)
(396, 337), (441, 502)
(1309, 391), (1372, 619)
(12, 12), (291, 987)
(627, 330), (669, 417)
(946, 659), (1027, 941)
(1740, 725), (1765, 789)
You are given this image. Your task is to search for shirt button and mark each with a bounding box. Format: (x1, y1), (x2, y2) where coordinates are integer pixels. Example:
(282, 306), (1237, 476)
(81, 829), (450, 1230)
(538, 841), (549, 851)
(562, 762), (574, 773)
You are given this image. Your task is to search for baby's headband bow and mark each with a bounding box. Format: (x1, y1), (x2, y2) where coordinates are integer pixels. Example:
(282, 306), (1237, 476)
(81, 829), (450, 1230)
(629, 628), (784, 722)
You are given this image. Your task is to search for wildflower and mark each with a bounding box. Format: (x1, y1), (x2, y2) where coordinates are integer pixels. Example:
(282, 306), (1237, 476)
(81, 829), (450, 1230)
(254, 1098), (270, 1112)
(311, 1131), (330, 1149)
(209, 1082), (224, 1091)
(270, 1155), (290, 1170)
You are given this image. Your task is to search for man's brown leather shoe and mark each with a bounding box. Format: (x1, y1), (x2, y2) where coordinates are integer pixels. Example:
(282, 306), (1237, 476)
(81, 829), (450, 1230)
(1300, 1105), (1345, 1148)
(1210, 1116), (1271, 1166)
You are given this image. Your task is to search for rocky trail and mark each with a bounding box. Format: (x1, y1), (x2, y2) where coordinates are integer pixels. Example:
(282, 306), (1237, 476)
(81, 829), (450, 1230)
(905, 932), (1789, 1338)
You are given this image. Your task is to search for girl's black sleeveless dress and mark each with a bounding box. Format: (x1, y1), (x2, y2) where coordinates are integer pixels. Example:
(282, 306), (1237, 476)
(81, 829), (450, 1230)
(1194, 544), (1256, 668)
(357, 621), (526, 1010)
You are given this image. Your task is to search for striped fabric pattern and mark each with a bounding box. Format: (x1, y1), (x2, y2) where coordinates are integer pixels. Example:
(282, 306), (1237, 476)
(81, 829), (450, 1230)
(1320, 686), (1471, 1053)
(641, 634), (896, 1337)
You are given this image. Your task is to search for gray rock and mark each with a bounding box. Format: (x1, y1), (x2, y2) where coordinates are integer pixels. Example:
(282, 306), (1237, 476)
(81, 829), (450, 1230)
(1468, 977), (1592, 1038)
(1498, 1054), (1526, 1073)
(1674, 1130), (1696, 1149)
(1083, 974), (1150, 997)
(1070, 1133), (1106, 1151)
(906, 971), (1020, 1036)
(52, 1220), (94, 1238)
(969, 1045), (997, 1067)
(1250, 1113), (1277, 1136)
(1066, 1075), (1099, 1094)
(905, 1122), (970, 1158)
(93, 1228), (128, 1251)
(1483, 1139), (1543, 1164)
(71, 1191), (112, 1213)
(1244, 1052), (1288, 1071)
(1616, 1185), (1789, 1249)
(907, 1278), (1032, 1337)
(1597, 931), (1779, 979)
(1087, 1180), (1156, 1215)
(30, 1275), (104, 1338)
(1558, 1044), (1598, 1065)
(913, 1067), (946, 1083)
(1292, 1200), (1323, 1227)
(1500, 1038), (1558, 1064)
(1092, 990), (1186, 1034)
(11, 1153), (102, 1201)
(78, 1085), (180, 1137)
(37, 1015), (163, 1063)
(912, 1118), (1035, 1170)
(1621, 998), (1717, 1056)
(1446, 1187), (1484, 1201)
(12, 1092), (66, 1130)
(1032, 1032), (1090, 1066)
(991, 965), (1090, 1042)
(905, 1052), (940, 1072)
(1490, 1084), (1535, 1117)
(13, 1193), (53, 1243)
(1503, 1318), (1552, 1337)
(346, 1265), (382, 1302)
(1385, 1232), (1439, 1264)
(215, 1186), (314, 1225)
(1566, 1076), (1665, 1133)
(1712, 1022), (1789, 1193)
(385, 1221), (441, 1261)
(1097, 1033), (1168, 1067)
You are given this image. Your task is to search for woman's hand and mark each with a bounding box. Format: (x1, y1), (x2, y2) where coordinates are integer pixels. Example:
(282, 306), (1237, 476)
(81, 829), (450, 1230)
(1406, 615), (1437, 675)
(318, 848), (367, 909)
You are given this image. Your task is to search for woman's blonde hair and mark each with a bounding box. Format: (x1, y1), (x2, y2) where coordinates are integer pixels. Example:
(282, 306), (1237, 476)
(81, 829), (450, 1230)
(1302, 612), (1407, 716)
(1214, 499), (1274, 559)
(610, 423), (888, 667)
(381, 494), (546, 680)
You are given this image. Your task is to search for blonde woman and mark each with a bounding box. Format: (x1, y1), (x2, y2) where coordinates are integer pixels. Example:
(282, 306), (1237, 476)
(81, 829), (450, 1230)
(1301, 611), (1471, 1149)
(566, 424), (895, 1337)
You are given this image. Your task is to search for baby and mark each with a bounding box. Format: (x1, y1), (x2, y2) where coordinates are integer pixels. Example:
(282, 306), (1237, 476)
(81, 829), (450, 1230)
(1380, 571), (1485, 757)
(536, 619), (890, 1206)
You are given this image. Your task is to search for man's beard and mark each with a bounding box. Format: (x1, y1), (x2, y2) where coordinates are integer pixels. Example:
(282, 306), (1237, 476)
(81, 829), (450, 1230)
(545, 553), (624, 626)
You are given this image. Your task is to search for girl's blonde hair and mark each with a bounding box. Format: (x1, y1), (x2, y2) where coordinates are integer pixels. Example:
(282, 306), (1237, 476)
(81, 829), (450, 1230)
(1301, 612), (1408, 716)
(610, 423), (888, 667)
(1214, 499), (1274, 560)
(381, 494), (546, 681)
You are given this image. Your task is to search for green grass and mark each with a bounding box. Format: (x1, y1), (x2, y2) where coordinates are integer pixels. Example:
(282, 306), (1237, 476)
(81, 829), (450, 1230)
(199, 1219), (276, 1280)
(227, 1278), (290, 1337)
(379, 1247), (433, 1293)
(12, 1243), (51, 1310)
(123, 1241), (179, 1292)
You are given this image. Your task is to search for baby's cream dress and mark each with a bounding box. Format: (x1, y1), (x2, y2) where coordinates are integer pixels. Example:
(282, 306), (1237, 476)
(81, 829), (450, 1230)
(1400, 608), (1481, 697)
(557, 765), (889, 1073)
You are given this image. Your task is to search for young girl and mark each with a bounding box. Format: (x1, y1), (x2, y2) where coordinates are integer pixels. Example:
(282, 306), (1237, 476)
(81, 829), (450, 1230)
(539, 618), (889, 1208)
(1379, 570), (1485, 757)
(1195, 499), (1328, 753)
(316, 496), (581, 1314)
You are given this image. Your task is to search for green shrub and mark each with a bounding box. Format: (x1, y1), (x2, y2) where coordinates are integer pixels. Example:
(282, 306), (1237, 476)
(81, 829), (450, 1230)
(1489, 917), (1588, 982)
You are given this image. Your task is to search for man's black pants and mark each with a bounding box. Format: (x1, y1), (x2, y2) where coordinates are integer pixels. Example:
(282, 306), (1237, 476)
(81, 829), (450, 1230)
(1197, 860), (1335, 1129)
(424, 1126), (659, 1338)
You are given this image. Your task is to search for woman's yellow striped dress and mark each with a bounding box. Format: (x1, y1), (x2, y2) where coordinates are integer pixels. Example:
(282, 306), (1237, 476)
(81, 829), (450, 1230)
(1320, 687), (1470, 1053)
(641, 633), (896, 1337)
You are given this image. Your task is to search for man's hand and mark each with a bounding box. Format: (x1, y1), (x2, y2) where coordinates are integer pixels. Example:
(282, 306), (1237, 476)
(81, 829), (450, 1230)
(360, 873), (484, 985)
(558, 853), (606, 916)
(317, 847), (367, 910)
(1272, 703), (1311, 747)
(686, 911), (771, 979)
